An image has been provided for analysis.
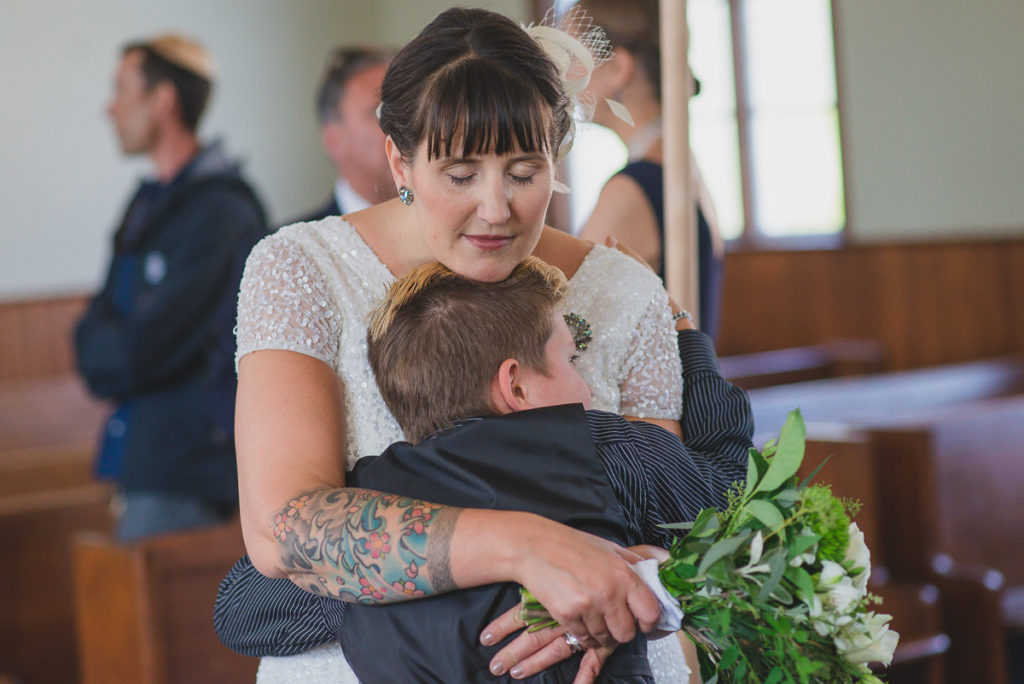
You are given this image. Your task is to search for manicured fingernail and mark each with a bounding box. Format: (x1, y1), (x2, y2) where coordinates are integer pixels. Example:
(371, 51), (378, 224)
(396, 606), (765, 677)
(481, 631), (495, 645)
(490, 661), (506, 675)
(510, 666), (524, 678)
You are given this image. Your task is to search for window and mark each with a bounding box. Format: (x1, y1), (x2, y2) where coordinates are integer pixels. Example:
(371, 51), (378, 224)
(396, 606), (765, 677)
(565, 0), (846, 246)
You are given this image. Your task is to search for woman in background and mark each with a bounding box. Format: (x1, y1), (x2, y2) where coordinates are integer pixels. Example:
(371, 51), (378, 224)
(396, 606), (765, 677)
(578, 0), (726, 341)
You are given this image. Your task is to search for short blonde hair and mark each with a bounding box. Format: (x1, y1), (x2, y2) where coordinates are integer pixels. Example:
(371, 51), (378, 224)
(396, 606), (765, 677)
(368, 257), (569, 443)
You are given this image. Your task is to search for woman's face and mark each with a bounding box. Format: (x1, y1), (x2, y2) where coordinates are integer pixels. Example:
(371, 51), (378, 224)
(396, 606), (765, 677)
(393, 139), (555, 283)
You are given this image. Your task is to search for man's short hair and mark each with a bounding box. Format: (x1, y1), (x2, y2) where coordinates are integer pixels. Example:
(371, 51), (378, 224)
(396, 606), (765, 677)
(123, 34), (213, 132)
(315, 46), (393, 125)
(368, 258), (569, 443)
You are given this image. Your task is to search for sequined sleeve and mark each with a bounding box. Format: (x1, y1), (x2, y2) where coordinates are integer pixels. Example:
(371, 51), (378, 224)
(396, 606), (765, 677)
(618, 286), (683, 419)
(235, 234), (342, 373)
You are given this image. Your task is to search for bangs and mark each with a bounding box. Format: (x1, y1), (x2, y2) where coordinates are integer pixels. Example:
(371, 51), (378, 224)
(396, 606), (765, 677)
(421, 58), (552, 160)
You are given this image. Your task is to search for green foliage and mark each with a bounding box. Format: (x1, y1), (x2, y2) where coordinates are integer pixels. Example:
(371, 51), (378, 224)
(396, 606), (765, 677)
(800, 484), (851, 563)
(520, 409), (896, 683)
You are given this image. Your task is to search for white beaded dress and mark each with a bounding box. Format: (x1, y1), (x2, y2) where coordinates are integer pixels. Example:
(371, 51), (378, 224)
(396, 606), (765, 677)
(236, 216), (689, 683)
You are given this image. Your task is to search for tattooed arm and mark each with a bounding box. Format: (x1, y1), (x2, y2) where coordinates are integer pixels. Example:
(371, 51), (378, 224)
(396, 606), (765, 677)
(275, 487), (462, 602)
(236, 351), (659, 642)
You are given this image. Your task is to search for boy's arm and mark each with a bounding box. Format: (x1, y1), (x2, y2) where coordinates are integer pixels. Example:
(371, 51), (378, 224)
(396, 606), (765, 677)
(592, 329), (754, 548)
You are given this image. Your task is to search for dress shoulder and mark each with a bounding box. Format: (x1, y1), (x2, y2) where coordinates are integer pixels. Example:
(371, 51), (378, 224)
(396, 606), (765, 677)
(235, 217), (388, 374)
(566, 244), (682, 419)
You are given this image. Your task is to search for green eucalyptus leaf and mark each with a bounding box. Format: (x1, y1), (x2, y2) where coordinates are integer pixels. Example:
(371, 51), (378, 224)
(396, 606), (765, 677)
(659, 521), (695, 530)
(765, 666), (785, 684)
(719, 645), (741, 670)
(697, 531), (751, 576)
(758, 548), (788, 602)
(745, 499), (785, 530)
(744, 447), (768, 497)
(688, 508), (719, 538)
(797, 455), (831, 491)
(771, 583), (793, 603)
(788, 533), (820, 560)
(787, 565), (816, 602)
(756, 409), (806, 494)
(773, 488), (801, 506)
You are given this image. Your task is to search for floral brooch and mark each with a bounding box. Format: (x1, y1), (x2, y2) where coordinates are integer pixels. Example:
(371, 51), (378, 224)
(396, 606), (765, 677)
(563, 312), (593, 352)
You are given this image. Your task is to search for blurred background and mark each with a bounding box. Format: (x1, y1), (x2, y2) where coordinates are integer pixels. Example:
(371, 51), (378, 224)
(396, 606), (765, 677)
(1, 1), (1023, 683)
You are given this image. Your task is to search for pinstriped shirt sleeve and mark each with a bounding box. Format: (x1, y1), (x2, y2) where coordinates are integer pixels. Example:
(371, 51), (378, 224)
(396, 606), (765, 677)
(589, 330), (754, 549)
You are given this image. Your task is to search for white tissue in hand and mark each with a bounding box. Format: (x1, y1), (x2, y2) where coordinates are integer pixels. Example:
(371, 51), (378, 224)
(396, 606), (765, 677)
(631, 558), (684, 633)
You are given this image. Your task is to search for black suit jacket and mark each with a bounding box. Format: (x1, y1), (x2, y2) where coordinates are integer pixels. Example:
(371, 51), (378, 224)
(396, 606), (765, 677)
(290, 195), (340, 225)
(337, 405), (652, 683)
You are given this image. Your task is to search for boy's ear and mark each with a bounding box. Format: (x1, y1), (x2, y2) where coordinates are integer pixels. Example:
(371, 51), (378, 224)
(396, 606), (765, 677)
(490, 358), (530, 414)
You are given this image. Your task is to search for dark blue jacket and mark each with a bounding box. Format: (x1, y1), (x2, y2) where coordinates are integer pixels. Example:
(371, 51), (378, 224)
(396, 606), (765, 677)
(74, 141), (267, 503)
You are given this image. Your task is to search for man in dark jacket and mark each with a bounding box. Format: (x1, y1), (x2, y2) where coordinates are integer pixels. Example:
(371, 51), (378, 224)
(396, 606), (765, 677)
(75, 34), (267, 541)
(292, 46), (395, 223)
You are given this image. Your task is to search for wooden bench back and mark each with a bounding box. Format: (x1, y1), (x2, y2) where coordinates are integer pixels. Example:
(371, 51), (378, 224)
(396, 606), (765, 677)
(748, 356), (1024, 442)
(0, 485), (113, 683)
(73, 519), (258, 684)
(865, 394), (1024, 587)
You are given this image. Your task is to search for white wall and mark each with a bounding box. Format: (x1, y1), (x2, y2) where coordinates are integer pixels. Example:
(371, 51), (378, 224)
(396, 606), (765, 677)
(835, 0), (1024, 241)
(0, 0), (527, 299)
(12, 0), (1017, 298)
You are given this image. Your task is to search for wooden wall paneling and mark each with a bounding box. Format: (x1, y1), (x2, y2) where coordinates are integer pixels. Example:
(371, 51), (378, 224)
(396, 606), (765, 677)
(0, 295), (87, 381)
(998, 242), (1024, 356)
(719, 238), (1024, 370)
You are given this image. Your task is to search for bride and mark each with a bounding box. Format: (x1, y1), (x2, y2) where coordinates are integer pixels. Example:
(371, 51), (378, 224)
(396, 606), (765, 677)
(228, 7), (751, 683)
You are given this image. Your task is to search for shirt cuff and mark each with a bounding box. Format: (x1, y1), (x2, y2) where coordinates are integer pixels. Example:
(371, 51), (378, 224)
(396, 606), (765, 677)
(677, 329), (720, 377)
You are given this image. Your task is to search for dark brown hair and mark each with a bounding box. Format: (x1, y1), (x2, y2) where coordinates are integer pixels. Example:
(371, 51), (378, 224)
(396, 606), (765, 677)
(123, 43), (212, 132)
(378, 7), (572, 161)
(368, 257), (569, 443)
(577, 0), (663, 102)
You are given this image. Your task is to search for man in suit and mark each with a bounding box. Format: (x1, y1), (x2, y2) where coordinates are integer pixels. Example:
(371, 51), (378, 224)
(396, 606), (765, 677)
(294, 47), (395, 222)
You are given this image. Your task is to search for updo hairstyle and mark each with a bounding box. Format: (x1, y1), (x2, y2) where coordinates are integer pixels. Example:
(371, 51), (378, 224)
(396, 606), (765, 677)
(378, 7), (572, 162)
(577, 0), (662, 101)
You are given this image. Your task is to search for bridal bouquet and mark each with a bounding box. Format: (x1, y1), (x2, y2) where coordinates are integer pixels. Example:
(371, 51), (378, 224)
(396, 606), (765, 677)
(522, 409), (899, 684)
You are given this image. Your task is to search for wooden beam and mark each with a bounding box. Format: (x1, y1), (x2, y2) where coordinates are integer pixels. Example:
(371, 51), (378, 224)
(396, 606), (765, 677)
(660, 0), (699, 321)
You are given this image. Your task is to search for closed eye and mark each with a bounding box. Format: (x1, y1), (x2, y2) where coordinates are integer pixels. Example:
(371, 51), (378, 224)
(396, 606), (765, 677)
(448, 173), (475, 186)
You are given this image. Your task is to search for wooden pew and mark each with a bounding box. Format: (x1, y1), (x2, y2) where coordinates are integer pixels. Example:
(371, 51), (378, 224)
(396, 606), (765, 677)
(0, 484), (114, 684)
(73, 519), (258, 684)
(0, 375), (108, 497)
(789, 393), (1024, 684)
(864, 395), (1024, 624)
(747, 356), (1024, 442)
(801, 428), (949, 684)
(720, 338), (886, 390)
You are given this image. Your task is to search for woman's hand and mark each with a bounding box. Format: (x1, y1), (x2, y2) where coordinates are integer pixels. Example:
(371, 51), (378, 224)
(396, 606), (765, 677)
(480, 542), (670, 679)
(481, 607), (615, 682)
(454, 511), (660, 648)
(507, 522), (661, 648)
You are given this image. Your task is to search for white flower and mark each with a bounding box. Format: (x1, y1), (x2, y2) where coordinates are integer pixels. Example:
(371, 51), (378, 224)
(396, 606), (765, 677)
(737, 531), (771, 577)
(844, 522), (871, 592)
(835, 612), (899, 666)
(817, 560), (863, 615)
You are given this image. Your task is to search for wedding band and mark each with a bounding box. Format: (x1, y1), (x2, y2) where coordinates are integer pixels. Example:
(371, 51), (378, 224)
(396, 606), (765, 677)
(563, 632), (584, 654)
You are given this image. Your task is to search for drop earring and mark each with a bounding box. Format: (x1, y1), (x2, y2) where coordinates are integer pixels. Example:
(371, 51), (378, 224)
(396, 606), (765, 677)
(398, 186), (414, 206)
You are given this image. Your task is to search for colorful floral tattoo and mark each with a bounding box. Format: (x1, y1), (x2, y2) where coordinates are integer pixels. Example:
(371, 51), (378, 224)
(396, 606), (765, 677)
(275, 487), (462, 604)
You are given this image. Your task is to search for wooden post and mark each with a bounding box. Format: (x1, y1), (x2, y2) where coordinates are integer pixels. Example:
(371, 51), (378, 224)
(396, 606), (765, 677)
(660, 0), (699, 323)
